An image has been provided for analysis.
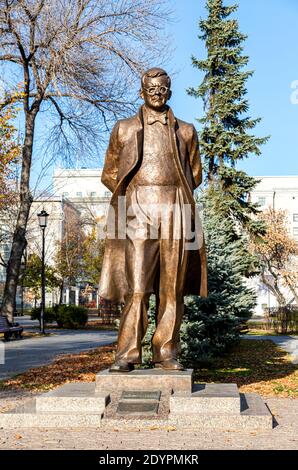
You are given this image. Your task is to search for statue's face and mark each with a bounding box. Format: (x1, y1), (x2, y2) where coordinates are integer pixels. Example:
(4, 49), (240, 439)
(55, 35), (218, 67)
(140, 75), (171, 111)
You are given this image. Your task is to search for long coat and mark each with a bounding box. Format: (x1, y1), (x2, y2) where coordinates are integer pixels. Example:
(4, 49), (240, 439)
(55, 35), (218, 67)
(99, 105), (208, 303)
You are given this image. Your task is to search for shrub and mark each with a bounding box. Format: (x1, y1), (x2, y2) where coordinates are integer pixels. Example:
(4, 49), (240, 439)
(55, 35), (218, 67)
(142, 296), (156, 367)
(55, 305), (88, 329)
(179, 295), (241, 366)
(30, 305), (88, 328)
(265, 306), (298, 334)
(142, 295), (240, 368)
(30, 306), (57, 324)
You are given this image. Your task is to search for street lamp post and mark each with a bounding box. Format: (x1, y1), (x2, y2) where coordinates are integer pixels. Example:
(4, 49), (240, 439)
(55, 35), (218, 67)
(20, 258), (25, 317)
(37, 209), (49, 335)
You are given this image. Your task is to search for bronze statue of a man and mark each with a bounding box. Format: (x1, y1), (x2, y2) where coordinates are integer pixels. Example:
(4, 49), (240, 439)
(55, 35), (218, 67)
(99, 67), (207, 372)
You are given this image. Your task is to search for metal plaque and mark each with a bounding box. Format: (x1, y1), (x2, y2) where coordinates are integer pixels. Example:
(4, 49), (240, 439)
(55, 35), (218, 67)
(116, 401), (159, 415)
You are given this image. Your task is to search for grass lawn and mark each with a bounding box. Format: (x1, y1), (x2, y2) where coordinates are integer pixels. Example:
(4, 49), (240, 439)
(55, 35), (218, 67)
(194, 339), (298, 398)
(0, 339), (297, 398)
(245, 329), (280, 336)
(246, 329), (298, 337)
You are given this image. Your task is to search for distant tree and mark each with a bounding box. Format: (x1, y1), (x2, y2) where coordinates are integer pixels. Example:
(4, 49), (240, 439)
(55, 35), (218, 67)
(251, 208), (298, 307)
(23, 252), (60, 307)
(82, 227), (105, 287)
(0, 0), (171, 320)
(0, 101), (20, 211)
(55, 206), (85, 303)
(0, 100), (21, 285)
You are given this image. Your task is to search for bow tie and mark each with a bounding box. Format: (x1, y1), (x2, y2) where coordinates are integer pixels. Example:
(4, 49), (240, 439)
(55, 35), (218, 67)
(146, 112), (168, 125)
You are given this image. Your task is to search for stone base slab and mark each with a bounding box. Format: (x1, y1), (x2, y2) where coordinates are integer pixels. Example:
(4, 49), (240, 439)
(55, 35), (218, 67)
(170, 383), (240, 414)
(169, 393), (272, 430)
(35, 382), (109, 413)
(0, 400), (102, 429)
(95, 368), (193, 393)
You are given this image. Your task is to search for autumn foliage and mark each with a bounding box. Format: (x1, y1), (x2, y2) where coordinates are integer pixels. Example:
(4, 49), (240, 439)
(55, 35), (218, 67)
(0, 104), (20, 209)
(251, 208), (298, 306)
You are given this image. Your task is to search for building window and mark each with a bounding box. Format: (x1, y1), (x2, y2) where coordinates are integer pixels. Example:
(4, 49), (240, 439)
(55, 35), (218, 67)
(257, 197), (266, 206)
(90, 192), (96, 197)
(293, 214), (298, 222)
(76, 192), (83, 197)
(104, 191), (112, 197)
(62, 192), (69, 197)
(293, 227), (298, 239)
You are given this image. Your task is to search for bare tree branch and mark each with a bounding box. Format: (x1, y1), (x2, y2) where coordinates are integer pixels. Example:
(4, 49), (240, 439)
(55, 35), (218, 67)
(0, 0), (172, 319)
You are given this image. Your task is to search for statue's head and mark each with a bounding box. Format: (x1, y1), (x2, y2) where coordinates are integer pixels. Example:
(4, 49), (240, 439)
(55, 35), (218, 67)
(140, 67), (172, 111)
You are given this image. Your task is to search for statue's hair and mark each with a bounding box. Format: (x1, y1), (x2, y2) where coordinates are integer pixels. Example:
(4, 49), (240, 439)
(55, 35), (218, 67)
(141, 67), (171, 88)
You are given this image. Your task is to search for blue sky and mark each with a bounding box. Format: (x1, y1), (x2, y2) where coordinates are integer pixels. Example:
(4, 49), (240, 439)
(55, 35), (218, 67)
(167, 0), (298, 177)
(30, 0), (298, 189)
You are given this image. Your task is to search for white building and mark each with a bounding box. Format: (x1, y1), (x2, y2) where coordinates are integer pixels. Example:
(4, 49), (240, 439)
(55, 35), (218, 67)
(251, 176), (298, 241)
(53, 168), (111, 230)
(250, 176), (298, 315)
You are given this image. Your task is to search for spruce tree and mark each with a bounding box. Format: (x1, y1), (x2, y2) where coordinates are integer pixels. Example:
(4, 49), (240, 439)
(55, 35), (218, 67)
(189, 0), (268, 166)
(180, 0), (269, 365)
(189, 0), (269, 275)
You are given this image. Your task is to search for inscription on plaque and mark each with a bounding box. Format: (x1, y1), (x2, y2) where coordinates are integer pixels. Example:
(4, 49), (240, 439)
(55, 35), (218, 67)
(121, 390), (161, 401)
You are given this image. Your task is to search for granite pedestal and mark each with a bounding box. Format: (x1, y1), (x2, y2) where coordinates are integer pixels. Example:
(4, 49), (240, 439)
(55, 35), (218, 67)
(0, 369), (273, 430)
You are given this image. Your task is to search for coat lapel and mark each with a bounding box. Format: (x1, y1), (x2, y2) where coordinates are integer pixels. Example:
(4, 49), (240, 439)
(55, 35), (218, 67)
(134, 107), (144, 168)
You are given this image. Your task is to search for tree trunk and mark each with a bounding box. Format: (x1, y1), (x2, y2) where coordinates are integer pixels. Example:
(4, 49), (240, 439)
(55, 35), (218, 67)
(261, 273), (287, 307)
(0, 110), (38, 321)
(278, 305), (289, 335)
(287, 283), (298, 306)
(59, 281), (64, 305)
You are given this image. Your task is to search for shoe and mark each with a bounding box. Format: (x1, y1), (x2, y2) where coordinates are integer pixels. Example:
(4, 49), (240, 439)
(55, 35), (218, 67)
(155, 359), (184, 371)
(109, 360), (134, 373)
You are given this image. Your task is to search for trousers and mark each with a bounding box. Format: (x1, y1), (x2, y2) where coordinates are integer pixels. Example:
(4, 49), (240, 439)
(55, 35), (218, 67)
(115, 185), (188, 363)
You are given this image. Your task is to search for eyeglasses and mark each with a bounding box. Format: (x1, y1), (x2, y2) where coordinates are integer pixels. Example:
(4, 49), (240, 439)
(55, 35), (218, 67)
(143, 85), (169, 96)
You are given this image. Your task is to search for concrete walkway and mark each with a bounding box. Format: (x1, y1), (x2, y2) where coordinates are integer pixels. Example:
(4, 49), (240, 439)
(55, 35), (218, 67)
(0, 329), (117, 380)
(243, 334), (298, 364)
